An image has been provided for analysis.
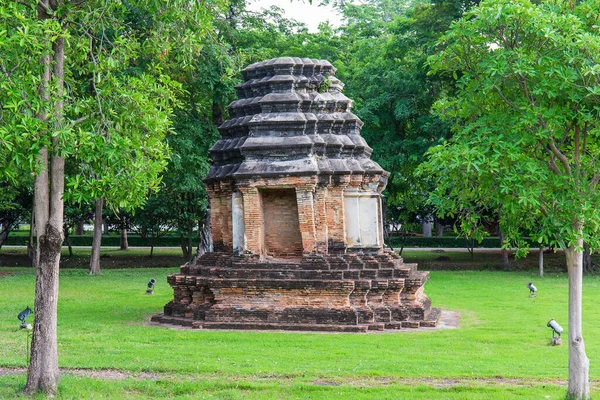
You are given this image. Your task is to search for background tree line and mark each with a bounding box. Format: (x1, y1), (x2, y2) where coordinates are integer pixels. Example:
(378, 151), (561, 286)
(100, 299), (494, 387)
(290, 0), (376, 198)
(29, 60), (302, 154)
(2, 0), (471, 263)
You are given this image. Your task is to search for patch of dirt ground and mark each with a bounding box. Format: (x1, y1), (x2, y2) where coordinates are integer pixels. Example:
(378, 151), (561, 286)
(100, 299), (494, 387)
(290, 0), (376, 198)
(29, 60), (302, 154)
(2, 367), (599, 389)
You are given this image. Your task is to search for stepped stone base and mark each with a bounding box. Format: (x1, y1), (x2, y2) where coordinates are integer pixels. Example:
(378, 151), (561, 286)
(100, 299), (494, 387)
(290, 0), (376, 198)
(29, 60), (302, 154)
(153, 250), (440, 332)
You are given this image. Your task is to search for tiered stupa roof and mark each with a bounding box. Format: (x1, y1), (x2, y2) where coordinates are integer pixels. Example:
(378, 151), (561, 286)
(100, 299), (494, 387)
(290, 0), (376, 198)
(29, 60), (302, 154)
(207, 57), (384, 181)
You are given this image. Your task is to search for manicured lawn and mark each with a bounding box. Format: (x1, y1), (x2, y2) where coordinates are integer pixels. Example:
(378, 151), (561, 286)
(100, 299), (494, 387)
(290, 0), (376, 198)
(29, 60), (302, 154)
(1, 267), (599, 398)
(0, 247), (185, 269)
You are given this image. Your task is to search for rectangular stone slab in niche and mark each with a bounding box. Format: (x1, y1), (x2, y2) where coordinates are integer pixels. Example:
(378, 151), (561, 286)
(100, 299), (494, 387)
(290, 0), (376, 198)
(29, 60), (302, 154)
(153, 57), (441, 332)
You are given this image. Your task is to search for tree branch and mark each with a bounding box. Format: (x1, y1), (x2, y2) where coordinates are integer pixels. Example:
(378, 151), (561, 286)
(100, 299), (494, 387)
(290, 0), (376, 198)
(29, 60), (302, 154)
(69, 113), (93, 127)
(494, 87), (520, 111)
(548, 137), (572, 176)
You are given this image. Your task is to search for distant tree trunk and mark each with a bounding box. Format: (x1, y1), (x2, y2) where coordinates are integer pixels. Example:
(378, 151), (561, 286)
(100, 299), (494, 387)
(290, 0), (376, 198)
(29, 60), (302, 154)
(102, 220), (109, 234)
(465, 237), (475, 260)
(64, 227), (73, 257)
(120, 228), (128, 250)
(180, 234), (190, 261)
(435, 220), (444, 237)
(25, 25), (65, 396)
(499, 230), (510, 271)
(180, 220), (194, 262)
(564, 223), (590, 400)
(421, 215), (432, 237)
(539, 247), (544, 278)
(89, 198), (103, 275)
(0, 224), (9, 250)
(75, 221), (84, 235)
(583, 242), (592, 273)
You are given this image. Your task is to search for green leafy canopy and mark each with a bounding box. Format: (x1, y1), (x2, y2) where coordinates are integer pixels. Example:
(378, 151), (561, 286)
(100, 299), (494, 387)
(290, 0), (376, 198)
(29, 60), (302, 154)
(0, 0), (227, 211)
(421, 0), (600, 252)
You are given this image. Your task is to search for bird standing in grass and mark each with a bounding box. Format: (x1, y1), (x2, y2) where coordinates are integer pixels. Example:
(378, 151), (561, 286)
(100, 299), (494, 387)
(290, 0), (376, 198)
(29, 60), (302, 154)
(527, 282), (537, 297)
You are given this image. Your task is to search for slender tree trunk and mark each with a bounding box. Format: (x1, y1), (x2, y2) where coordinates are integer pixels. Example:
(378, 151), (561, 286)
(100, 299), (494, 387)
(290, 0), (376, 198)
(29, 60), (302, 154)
(565, 231), (590, 399)
(25, 18), (64, 395)
(64, 228), (73, 257)
(583, 242), (592, 273)
(180, 233), (189, 260)
(89, 198), (103, 275)
(120, 228), (128, 250)
(0, 225), (9, 250)
(421, 215), (432, 237)
(435, 220), (444, 237)
(538, 247), (544, 278)
(75, 221), (84, 236)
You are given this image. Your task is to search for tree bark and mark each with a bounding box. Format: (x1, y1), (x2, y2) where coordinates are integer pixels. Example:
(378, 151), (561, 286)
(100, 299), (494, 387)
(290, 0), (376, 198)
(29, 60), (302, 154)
(120, 228), (128, 250)
(583, 242), (592, 273)
(89, 198), (103, 275)
(180, 233), (190, 261)
(0, 226), (9, 250)
(64, 227), (73, 257)
(75, 221), (84, 235)
(538, 247), (544, 278)
(28, 203), (36, 267)
(435, 220), (444, 237)
(25, 13), (64, 394)
(421, 215), (432, 237)
(565, 234), (590, 399)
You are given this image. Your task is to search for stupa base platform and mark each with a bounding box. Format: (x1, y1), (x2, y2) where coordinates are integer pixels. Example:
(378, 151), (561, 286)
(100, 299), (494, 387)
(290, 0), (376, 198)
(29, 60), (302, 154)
(153, 251), (440, 332)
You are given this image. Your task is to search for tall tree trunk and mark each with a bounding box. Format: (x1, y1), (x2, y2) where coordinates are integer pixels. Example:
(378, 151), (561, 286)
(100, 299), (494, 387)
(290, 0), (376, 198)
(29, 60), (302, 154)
(0, 224), (9, 250)
(538, 247), (544, 278)
(25, 18), (64, 395)
(180, 221), (194, 262)
(499, 230), (510, 271)
(64, 227), (72, 257)
(565, 230), (590, 399)
(89, 198), (103, 275)
(180, 233), (190, 261)
(28, 203), (36, 267)
(583, 242), (592, 273)
(435, 220), (444, 237)
(120, 228), (128, 250)
(75, 221), (84, 235)
(421, 215), (432, 237)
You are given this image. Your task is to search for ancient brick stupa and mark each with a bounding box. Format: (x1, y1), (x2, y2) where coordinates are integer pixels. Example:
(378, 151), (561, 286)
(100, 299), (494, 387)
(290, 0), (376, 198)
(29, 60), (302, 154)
(153, 57), (440, 332)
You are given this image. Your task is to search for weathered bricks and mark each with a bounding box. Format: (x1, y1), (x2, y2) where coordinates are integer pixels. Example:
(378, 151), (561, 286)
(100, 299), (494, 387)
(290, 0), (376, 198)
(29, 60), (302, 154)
(155, 251), (440, 331)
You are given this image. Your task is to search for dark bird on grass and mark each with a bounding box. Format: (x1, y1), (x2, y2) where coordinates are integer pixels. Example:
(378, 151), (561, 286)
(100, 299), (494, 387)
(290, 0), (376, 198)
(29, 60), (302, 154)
(527, 282), (537, 297)
(18, 306), (32, 329)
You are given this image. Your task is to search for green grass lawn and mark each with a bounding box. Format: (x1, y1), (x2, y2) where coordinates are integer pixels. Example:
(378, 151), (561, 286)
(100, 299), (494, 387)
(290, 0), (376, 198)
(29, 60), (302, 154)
(0, 267), (599, 398)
